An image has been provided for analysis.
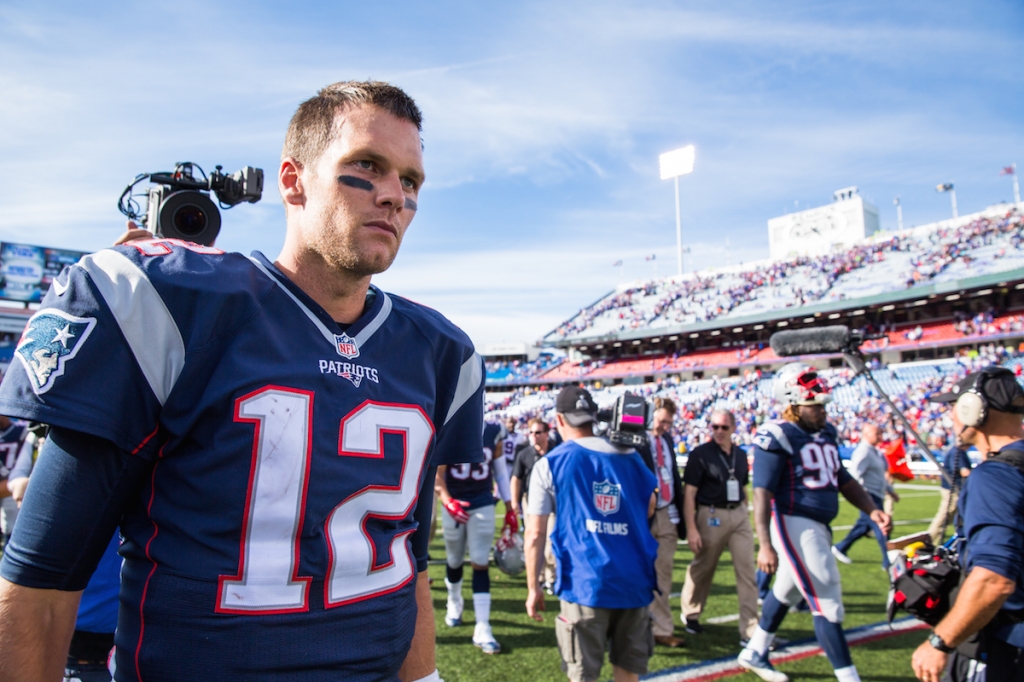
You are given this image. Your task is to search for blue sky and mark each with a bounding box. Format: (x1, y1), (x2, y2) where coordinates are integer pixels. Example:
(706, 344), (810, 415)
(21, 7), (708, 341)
(1, 1), (1021, 348)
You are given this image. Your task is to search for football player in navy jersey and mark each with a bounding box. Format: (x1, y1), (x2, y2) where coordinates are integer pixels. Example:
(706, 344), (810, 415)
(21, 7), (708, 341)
(0, 81), (485, 682)
(0, 415), (28, 548)
(500, 416), (525, 467)
(738, 364), (892, 682)
(435, 421), (517, 654)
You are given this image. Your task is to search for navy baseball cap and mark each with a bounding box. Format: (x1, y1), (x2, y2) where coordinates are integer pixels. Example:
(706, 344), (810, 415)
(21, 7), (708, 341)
(555, 386), (598, 426)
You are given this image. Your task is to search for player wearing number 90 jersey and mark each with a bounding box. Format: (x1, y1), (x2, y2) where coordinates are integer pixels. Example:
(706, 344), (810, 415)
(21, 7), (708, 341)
(0, 242), (484, 681)
(739, 364), (888, 682)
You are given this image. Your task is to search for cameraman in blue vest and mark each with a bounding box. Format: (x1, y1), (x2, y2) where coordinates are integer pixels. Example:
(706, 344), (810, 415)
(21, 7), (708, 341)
(912, 367), (1024, 682)
(524, 387), (659, 682)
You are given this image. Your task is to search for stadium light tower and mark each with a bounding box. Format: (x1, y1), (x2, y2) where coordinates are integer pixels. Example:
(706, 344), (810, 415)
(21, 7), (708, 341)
(893, 196), (903, 231)
(659, 145), (695, 277)
(936, 183), (957, 219)
(1002, 164), (1020, 204)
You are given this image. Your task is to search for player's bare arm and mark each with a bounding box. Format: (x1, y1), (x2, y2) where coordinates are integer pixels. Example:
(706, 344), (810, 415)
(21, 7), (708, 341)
(491, 453), (518, 533)
(838, 477), (892, 536)
(510, 475), (523, 518)
(752, 487), (778, 574)
(398, 570), (437, 682)
(912, 566), (1015, 681)
(523, 513), (548, 621)
(0, 579), (81, 682)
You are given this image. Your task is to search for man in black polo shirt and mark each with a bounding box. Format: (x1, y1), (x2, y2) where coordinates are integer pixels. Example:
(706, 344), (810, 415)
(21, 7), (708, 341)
(512, 417), (556, 591)
(680, 409), (759, 644)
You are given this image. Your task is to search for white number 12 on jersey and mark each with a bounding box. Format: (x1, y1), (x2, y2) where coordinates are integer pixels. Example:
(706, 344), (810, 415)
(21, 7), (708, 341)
(218, 388), (433, 614)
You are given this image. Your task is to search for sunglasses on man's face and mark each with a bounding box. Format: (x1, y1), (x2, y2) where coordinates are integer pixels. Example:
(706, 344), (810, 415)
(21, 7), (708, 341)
(530, 431), (548, 436)
(711, 424), (732, 431)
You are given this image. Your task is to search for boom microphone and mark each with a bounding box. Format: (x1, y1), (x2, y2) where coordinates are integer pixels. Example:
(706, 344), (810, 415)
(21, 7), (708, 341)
(770, 325), (853, 357)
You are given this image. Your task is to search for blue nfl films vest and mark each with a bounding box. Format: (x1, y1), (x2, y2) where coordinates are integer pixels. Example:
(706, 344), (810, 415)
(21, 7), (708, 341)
(547, 438), (658, 609)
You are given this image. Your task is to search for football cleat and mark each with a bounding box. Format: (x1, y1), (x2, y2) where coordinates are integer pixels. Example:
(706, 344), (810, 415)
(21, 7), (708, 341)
(473, 624), (501, 654)
(445, 589), (464, 628)
(738, 648), (789, 682)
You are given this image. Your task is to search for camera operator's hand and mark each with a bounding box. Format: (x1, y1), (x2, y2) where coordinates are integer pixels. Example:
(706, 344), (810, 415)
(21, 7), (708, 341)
(757, 544), (778, 575)
(911, 639), (948, 682)
(870, 509), (893, 536)
(687, 529), (703, 554)
(525, 585), (546, 622)
(114, 220), (154, 246)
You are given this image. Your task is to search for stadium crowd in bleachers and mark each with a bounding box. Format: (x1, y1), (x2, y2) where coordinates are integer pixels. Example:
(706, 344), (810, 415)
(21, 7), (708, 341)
(547, 207), (1024, 342)
(488, 343), (1024, 457)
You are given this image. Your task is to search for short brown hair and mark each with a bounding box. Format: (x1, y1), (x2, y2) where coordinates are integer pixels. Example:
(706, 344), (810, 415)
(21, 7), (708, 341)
(282, 80), (423, 167)
(653, 397), (677, 416)
(527, 417), (549, 432)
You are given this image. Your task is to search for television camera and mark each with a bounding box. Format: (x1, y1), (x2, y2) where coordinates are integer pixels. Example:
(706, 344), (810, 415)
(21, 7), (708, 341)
(118, 162), (263, 246)
(597, 393), (652, 449)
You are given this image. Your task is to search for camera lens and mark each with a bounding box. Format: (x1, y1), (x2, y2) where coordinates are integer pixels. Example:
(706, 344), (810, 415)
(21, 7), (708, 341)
(157, 190), (221, 246)
(173, 204), (207, 236)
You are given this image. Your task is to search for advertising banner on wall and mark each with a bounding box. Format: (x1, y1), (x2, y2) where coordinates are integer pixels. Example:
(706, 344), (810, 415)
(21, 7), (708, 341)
(0, 242), (88, 303)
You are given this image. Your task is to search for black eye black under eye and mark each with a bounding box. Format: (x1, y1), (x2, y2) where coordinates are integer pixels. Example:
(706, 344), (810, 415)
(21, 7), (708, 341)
(338, 175), (374, 191)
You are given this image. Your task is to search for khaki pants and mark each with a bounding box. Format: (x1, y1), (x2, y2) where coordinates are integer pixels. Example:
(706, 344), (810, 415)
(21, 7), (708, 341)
(927, 488), (958, 547)
(650, 507), (679, 637)
(680, 505), (759, 639)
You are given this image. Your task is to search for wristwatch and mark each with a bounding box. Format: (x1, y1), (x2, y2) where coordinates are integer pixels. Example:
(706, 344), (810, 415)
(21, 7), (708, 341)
(928, 632), (954, 653)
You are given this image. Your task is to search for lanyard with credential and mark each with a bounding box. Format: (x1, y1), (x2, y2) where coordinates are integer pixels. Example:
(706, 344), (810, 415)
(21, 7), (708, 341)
(717, 445), (741, 503)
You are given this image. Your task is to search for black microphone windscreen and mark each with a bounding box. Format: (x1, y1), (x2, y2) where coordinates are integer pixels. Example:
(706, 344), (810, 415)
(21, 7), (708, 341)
(770, 325), (851, 357)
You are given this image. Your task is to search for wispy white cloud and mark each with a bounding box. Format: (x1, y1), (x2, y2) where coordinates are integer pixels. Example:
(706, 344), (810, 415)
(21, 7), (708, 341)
(0, 0), (1020, 346)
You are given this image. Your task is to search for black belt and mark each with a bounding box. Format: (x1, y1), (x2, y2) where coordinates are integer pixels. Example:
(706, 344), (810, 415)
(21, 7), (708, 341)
(700, 502), (743, 510)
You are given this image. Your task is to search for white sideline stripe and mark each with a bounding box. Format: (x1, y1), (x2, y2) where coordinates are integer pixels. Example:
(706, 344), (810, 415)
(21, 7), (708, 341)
(445, 353), (483, 425)
(894, 484), (944, 491)
(676, 517), (931, 543)
(80, 250), (184, 405)
(705, 613), (740, 624)
(640, 616), (927, 681)
(833, 517), (931, 531)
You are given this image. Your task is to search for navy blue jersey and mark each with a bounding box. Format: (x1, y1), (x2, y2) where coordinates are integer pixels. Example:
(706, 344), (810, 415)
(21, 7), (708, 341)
(445, 421), (503, 510)
(752, 420), (852, 525)
(0, 241), (485, 681)
(959, 440), (1024, 647)
(0, 420), (27, 478)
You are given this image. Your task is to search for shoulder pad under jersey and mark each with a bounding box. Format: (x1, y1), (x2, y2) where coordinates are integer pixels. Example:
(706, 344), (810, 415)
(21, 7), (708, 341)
(753, 420), (797, 455)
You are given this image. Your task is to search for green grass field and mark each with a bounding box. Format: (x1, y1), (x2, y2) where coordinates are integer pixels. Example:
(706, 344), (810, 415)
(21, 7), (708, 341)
(430, 480), (944, 681)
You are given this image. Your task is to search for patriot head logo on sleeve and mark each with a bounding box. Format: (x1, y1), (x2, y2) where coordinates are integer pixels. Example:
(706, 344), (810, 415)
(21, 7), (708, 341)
(15, 309), (97, 395)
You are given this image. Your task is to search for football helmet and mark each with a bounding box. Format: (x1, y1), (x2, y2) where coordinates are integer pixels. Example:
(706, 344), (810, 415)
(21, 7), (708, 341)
(773, 362), (831, 406)
(493, 529), (525, 576)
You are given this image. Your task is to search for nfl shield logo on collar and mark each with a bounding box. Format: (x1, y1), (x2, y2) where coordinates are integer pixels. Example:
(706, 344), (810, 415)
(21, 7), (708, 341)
(593, 480), (621, 516)
(16, 309), (97, 395)
(334, 332), (359, 359)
